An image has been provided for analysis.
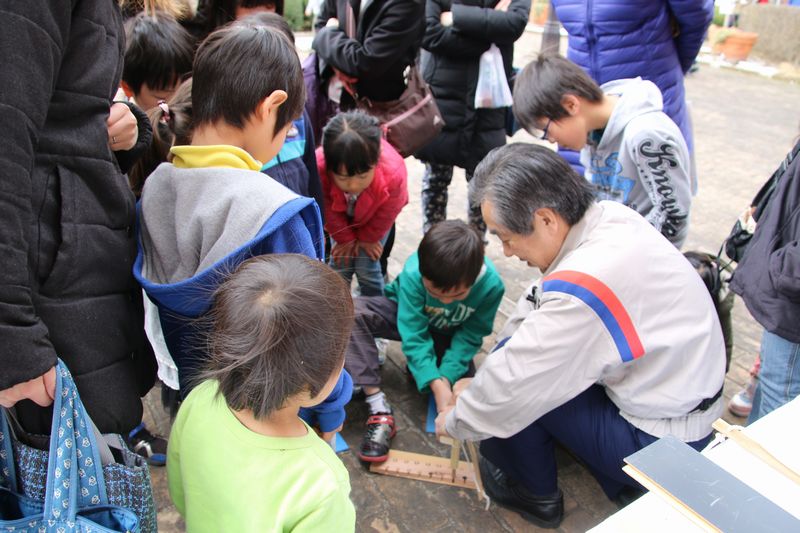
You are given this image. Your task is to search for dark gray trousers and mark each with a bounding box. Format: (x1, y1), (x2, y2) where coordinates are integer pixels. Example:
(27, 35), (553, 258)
(346, 296), (458, 388)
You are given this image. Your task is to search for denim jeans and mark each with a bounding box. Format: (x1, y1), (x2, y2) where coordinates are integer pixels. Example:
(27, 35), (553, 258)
(330, 230), (390, 297)
(748, 330), (800, 423)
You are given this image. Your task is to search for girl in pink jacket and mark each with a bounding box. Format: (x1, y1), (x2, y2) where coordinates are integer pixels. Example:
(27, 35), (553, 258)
(317, 111), (408, 295)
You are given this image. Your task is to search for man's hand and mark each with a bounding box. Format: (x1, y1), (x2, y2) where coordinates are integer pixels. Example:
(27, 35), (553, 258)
(326, 17), (340, 28)
(330, 240), (357, 267)
(494, 0), (511, 12)
(430, 377), (453, 413)
(435, 404), (454, 438)
(0, 367), (57, 408)
(358, 240), (384, 261)
(107, 102), (139, 151)
(452, 377), (473, 401)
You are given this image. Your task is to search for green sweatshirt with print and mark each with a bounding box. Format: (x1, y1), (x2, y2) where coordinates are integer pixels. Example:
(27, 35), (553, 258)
(385, 252), (505, 392)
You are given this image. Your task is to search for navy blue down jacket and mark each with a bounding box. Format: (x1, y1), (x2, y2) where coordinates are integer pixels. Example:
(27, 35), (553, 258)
(552, 0), (713, 168)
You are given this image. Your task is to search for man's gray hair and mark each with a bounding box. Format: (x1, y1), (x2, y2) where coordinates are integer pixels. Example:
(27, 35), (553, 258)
(471, 143), (596, 235)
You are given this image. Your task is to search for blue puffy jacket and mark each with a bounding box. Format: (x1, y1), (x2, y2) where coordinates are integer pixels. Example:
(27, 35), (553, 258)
(552, 0), (713, 171)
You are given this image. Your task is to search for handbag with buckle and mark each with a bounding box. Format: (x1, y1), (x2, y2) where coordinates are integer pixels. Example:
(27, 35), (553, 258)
(342, 2), (444, 157)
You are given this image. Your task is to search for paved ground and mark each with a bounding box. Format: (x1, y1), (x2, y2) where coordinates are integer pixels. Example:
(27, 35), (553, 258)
(144, 30), (800, 532)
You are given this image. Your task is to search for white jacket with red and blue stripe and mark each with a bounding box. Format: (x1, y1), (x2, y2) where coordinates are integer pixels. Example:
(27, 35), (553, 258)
(446, 201), (725, 442)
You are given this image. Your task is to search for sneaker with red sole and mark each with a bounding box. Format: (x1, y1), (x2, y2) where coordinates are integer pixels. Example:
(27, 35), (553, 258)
(358, 412), (396, 463)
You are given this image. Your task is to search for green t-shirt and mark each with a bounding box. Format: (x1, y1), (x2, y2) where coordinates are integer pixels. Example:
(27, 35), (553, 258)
(384, 253), (505, 392)
(167, 380), (355, 532)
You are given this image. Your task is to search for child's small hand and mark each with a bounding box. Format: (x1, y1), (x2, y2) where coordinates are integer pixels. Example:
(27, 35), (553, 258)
(430, 377), (453, 413)
(331, 241), (357, 267)
(358, 240), (384, 261)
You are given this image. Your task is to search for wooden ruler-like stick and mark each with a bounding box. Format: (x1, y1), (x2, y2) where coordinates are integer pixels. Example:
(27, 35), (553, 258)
(712, 418), (800, 485)
(369, 449), (477, 489)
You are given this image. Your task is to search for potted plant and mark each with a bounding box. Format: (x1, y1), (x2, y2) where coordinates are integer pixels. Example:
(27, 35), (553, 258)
(712, 27), (759, 62)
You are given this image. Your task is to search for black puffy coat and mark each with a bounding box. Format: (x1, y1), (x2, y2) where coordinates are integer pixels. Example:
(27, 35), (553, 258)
(313, 0), (425, 103)
(416, 0), (529, 173)
(730, 142), (800, 344)
(0, 0), (155, 434)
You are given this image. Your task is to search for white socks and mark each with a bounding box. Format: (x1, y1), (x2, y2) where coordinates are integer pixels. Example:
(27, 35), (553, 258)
(365, 391), (391, 414)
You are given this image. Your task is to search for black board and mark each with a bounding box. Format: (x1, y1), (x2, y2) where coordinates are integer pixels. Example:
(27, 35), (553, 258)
(624, 435), (800, 533)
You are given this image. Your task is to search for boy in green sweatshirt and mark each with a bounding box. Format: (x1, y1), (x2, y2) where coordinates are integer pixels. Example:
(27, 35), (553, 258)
(347, 220), (505, 462)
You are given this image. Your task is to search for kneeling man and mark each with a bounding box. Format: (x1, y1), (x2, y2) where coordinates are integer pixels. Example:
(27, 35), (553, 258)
(436, 144), (725, 528)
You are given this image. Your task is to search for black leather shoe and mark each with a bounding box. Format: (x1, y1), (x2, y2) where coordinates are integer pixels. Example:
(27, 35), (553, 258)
(479, 456), (564, 529)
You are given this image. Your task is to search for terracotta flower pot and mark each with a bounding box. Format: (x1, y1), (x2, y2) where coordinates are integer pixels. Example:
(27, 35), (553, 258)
(529, 1), (548, 25)
(715, 31), (759, 62)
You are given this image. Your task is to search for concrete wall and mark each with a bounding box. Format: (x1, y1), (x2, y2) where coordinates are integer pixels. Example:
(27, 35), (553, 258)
(739, 5), (800, 65)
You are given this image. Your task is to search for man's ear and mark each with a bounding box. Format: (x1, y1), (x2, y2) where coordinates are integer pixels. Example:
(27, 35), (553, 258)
(120, 81), (135, 99)
(535, 207), (562, 234)
(561, 94), (581, 116)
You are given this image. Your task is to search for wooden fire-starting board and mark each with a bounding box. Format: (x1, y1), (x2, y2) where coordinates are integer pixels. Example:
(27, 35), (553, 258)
(369, 449), (477, 489)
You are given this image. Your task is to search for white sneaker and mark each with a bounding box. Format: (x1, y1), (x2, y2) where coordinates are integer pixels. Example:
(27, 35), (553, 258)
(728, 379), (756, 417)
(375, 338), (389, 365)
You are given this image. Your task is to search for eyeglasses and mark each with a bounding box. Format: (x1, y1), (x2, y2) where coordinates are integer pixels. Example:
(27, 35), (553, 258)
(532, 118), (552, 141)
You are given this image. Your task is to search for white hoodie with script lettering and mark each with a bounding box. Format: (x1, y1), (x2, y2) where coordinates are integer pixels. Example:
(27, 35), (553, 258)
(580, 78), (692, 247)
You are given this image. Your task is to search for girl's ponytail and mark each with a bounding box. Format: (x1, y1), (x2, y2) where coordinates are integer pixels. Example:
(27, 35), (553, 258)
(128, 77), (193, 197)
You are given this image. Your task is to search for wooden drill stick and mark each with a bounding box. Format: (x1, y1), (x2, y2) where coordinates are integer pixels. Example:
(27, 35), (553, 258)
(449, 439), (462, 482)
(712, 418), (800, 485)
(465, 440), (489, 508)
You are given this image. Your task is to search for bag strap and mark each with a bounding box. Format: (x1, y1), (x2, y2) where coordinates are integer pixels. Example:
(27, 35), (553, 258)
(752, 138), (800, 221)
(344, 0), (356, 39)
(42, 360), (110, 522)
(0, 409), (18, 493)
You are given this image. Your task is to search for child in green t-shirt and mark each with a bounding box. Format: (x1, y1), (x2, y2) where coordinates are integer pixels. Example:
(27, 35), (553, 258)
(347, 220), (505, 462)
(167, 255), (356, 532)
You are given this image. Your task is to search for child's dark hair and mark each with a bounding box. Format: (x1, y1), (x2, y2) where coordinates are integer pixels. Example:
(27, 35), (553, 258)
(201, 254), (353, 420)
(513, 54), (603, 132)
(418, 220), (485, 290)
(321, 111), (383, 176)
(201, 0), (285, 38)
(684, 251), (722, 306)
(237, 12), (294, 44)
(123, 11), (195, 96)
(192, 23), (304, 135)
(128, 78), (193, 197)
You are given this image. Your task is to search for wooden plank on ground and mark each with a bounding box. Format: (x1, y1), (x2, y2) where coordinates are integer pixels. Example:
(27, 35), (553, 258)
(370, 450), (476, 489)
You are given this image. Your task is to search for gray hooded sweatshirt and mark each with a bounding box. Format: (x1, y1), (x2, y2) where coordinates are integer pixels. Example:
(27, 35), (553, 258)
(580, 78), (693, 247)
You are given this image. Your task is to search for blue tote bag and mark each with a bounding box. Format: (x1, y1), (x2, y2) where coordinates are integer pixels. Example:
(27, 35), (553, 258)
(0, 360), (156, 532)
